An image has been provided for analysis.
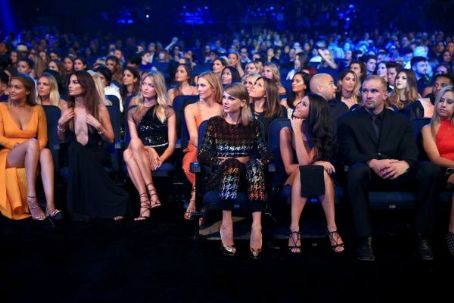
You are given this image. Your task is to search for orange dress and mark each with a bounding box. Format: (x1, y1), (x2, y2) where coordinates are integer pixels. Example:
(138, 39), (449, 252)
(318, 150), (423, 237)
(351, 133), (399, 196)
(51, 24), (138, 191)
(182, 104), (202, 186)
(0, 103), (48, 219)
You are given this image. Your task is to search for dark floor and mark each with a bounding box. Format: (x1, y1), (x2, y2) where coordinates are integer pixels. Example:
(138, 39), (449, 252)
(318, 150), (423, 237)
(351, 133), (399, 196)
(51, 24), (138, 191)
(1, 197), (453, 303)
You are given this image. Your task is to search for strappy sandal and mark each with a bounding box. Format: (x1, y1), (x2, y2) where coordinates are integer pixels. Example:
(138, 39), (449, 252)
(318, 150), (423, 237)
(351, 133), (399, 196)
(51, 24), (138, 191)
(288, 230), (302, 254)
(26, 196), (46, 221)
(446, 232), (454, 257)
(146, 183), (161, 209)
(46, 208), (63, 221)
(184, 187), (196, 220)
(134, 193), (151, 221)
(327, 230), (345, 254)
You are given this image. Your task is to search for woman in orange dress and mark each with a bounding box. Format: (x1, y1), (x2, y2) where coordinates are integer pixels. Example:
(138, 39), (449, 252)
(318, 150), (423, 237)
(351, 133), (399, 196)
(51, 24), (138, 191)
(182, 72), (223, 220)
(0, 74), (59, 220)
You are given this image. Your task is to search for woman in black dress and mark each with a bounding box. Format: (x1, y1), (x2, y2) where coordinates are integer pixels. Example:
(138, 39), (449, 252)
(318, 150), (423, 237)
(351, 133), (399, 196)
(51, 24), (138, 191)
(57, 71), (128, 220)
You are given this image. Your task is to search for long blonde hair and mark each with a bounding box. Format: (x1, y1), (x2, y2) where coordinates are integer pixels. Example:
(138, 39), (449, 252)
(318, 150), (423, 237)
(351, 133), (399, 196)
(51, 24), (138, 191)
(136, 71), (169, 123)
(223, 83), (252, 126)
(430, 85), (454, 135)
(197, 71), (223, 104)
(37, 73), (60, 106)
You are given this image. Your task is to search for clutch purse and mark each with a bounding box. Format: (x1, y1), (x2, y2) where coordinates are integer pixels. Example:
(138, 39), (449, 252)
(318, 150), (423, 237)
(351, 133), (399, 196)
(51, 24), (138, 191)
(299, 165), (325, 197)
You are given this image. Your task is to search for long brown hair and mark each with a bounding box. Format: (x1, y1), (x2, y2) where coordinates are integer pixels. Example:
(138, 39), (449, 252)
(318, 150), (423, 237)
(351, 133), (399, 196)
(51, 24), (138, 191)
(223, 83), (252, 126)
(68, 70), (101, 120)
(10, 74), (37, 106)
(430, 85), (454, 135)
(389, 69), (419, 110)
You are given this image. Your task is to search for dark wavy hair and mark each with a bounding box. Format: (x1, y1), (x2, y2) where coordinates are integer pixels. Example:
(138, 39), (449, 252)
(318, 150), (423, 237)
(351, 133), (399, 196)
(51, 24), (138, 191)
(287, 71), (311, 109)
(68, 70), (101, 120)
(306, 93), (334, 161)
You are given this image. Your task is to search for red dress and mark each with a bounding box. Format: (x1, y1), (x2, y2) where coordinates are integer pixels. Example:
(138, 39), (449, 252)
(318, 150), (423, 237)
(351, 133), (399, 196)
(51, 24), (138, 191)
(436, 119), (454, 161)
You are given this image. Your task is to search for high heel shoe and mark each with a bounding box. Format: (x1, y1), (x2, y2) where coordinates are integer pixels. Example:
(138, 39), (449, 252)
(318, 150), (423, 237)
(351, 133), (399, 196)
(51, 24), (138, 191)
(46, 208), (63, 221)
(26, 196), (46, 221)
(288, 230), (302, 254)
(220, 228), (236, 256)
(146, 183), (161, 209)
(327, 230), (345, 254)
(184, 187), (196, 220)
(134, 193), (151, 221)
(250, 227), (263, 260)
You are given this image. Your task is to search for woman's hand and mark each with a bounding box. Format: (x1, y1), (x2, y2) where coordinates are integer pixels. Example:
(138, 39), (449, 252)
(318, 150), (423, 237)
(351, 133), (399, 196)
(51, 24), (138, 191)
(290, 116), (304, 133)
(86, 114), (102, 130)
(313, 160), (336, 175)
(148, 147), (162, 171)
(57, 108), (74, 127)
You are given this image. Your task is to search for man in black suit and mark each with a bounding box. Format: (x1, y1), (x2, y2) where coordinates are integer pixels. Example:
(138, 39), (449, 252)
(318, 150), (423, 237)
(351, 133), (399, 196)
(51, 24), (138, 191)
(338, 75), (440, 261)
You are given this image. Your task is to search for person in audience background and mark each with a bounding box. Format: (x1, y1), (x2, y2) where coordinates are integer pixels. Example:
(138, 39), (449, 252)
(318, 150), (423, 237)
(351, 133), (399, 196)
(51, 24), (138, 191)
(182, 72), (223, 220)
(389, 69), (433, 119)
(338, 75), (440, 261)
(121, 66), (141, 110)
(262, 62), (287, 97)
(167, 64), (198, 105)
(249, 76), (286, 140)
(336, 69), (361, 110)
(281, 71), (310, 119)
(421, 85), (454, 257)
(36, 72), (67, 109)
(0, 74), (60, 220)
(221, 66), (241, 87)
(280, 93), (344, 254)
(198, 83), (271, 258)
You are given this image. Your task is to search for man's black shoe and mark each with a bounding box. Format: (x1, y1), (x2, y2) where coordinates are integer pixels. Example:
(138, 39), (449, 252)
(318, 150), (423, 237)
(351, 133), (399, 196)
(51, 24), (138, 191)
(356, 237), (375, 261)
(416, 236), (434, 261)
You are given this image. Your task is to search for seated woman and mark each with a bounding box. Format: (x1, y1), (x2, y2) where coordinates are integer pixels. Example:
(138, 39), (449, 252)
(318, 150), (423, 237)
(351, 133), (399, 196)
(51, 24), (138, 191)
(182, 72), (223, 220)
(57, 71), (128, 220)
(123, 71), (176, 220)
(0, 74), (60, 220)
(167, 64), (198, 105)
(421, 85), (454, 256)
(262, 62), (286, 97)
(249, 76), (286, 141)
(336, 69), (361, 110)
(280, 93), (344, 254)
(281, 71), (310, 119)
(198, 83), (271, 258)
(389, 69), (433, 119)
(36, 72), (67, 109)
(221, 66), (241, 87)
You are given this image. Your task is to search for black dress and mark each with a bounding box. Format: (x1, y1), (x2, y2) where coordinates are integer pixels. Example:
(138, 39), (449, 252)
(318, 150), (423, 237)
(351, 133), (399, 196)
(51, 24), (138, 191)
(66, 129), (129, 219)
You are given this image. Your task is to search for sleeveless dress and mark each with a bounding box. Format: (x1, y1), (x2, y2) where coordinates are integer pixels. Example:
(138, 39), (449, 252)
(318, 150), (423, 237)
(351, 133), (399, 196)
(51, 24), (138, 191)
(436, 119), (454, 161)
(66, 128), (128, 220)
(182, 103), (202, 186)
(136, 105), (174, 156)
(0, 104), (47, 219)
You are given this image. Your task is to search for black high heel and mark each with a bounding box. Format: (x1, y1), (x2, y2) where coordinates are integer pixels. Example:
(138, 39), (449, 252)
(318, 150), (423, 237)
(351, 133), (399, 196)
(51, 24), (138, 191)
(46, 208), (63, 221)
(288, 230), (302, 254)
(327, 230), (345, 254)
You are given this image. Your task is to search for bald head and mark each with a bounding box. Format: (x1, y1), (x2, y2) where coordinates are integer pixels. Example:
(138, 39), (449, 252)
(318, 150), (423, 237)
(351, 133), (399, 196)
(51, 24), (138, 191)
(309, 73), (336, 101)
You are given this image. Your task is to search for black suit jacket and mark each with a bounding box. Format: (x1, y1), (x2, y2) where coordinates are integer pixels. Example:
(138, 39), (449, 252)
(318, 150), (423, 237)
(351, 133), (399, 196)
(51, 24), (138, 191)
(337, 107), (418, 167)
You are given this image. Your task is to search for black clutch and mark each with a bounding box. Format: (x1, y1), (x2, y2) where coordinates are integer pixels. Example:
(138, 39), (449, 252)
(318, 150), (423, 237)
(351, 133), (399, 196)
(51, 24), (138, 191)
(299, 165), (325, 197)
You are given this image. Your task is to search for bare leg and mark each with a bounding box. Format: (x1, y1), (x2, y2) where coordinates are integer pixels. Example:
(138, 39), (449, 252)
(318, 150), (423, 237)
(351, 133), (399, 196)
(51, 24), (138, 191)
(220, 210), (235, 253)
(250, 211), (262, 256)
(124, 148), (150, 220)
(288, 169), (306, 253)
(39, 148), (56, 213)
(6, 139), (45, 220)
(319, 171), (344, 252)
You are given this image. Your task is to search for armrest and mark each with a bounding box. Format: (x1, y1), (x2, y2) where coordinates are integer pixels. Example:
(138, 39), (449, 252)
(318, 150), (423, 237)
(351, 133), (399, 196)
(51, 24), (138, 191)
(190, 161), (201, 173)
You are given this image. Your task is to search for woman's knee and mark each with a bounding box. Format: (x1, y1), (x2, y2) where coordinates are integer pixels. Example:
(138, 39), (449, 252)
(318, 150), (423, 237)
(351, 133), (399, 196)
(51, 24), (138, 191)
(123, 148), (133, 162)
(26, 138), (39, 152)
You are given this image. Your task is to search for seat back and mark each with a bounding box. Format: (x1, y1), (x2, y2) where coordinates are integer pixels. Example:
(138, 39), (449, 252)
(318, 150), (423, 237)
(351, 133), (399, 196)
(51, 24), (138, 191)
(43, 105), (61, 171)
(107, 104), (122, 172)
(267, 118), (290, 190)
(411, 118), (431, 161)
(173, 95), (199, 148)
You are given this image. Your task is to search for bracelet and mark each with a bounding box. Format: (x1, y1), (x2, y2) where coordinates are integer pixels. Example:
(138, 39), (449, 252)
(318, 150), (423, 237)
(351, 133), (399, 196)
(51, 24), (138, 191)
(57, 124), (65, 132)
(97, 127), (104, 135)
